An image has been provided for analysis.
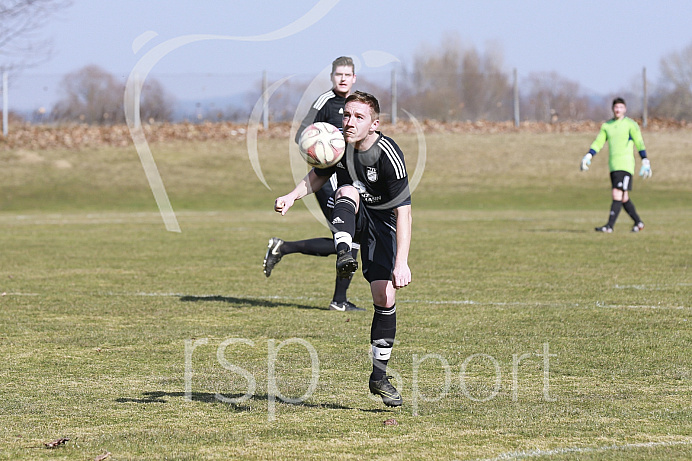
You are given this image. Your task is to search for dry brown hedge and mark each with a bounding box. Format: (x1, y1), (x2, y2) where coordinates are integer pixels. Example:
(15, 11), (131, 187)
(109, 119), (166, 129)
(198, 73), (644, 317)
(1, 119), (689, 151)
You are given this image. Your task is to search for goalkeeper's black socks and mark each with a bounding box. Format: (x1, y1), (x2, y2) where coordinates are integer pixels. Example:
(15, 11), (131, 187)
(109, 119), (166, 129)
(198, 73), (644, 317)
(622, 200), (641, 224)
(607, 200), (623, 228)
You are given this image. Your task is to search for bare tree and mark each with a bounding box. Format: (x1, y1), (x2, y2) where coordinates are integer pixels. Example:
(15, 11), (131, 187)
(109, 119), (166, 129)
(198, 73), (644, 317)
(52, 65), (124, 123)
(651, 41), (692, 120)
(140, 78), (175, 123)
(523, 71), (590, 121)
(407, 33), (464, 121)
(0, 0), (73, 71)
(52, 64), (174, 124)
(404, 34), (511, 121)
(460, 43), (511, 121)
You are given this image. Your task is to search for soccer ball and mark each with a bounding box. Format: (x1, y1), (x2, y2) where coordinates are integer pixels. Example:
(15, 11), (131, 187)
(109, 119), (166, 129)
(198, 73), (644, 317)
(298, 122), (345, 168)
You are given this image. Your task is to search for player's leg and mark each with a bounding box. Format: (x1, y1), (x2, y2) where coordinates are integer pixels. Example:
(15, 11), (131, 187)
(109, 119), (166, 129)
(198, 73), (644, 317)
(263, 179), (338, 277)
(368, 276), (402, 407)
(263, 237), (336, 277)
(607, 187), (624, 228)
(280, 238), (335, 256)
(370, 279), (397, 380)
(324, 178), (362, 311)
(329, 245), (363, 312)
(331, 185), (360, 278)
(276, 181), (338, 258)
(622, 191), (644, 232)
(362, 220), (401, 407)
(596, 172), (625, 232)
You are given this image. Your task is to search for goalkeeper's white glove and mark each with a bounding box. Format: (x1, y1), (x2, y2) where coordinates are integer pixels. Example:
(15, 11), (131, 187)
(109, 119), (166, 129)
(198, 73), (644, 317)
(639, 158), (652, 179)
(580, 153), (592, 171)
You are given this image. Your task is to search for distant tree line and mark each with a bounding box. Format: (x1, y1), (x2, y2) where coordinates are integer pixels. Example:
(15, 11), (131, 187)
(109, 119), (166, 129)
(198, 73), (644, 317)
(10, 41), (692, 125)
(397, 35), (692, 123)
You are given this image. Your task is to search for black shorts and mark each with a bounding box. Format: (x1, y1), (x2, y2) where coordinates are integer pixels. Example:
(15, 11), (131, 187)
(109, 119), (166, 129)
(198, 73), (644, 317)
(328, 194), (396, 283)
(610, 171), (633, 191)
(353, 204), (397, 283)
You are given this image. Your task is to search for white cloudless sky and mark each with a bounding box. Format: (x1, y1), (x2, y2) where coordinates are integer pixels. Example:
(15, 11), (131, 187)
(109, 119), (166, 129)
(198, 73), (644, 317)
(11, 0), (692, 110)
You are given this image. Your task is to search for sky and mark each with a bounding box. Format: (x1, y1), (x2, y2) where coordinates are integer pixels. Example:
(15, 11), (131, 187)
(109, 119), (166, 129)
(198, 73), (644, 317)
(8, 0), (692, 112)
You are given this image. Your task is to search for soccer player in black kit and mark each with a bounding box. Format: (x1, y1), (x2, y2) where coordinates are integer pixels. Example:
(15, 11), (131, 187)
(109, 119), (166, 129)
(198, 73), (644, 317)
(262, 56), (364, 312)
(273, 91), (412, 407)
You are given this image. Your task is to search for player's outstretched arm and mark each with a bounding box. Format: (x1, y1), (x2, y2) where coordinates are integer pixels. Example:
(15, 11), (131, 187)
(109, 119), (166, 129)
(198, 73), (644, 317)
(392, 205), (412, 289)
(584, 126), (605, 171)
(274, 169), (329, 215)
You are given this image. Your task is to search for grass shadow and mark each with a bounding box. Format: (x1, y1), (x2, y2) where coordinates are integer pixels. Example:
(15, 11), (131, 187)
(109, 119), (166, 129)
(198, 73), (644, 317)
(180, 295), (322, 310)
(527, 228), (590, 233)
(115, 390), (378, 412)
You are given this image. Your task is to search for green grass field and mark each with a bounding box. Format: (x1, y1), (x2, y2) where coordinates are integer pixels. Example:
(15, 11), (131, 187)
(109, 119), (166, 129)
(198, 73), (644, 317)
(1, 129), (690, 460)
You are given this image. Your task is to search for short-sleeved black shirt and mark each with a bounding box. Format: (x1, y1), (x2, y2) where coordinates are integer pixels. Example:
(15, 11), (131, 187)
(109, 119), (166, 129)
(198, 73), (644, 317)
(295, 90), (346, 143)
(315, 132), (411, 227)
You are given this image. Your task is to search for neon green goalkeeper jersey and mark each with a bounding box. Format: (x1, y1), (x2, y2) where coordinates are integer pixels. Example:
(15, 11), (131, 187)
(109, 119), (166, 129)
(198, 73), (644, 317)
(589, 117), (646, 174)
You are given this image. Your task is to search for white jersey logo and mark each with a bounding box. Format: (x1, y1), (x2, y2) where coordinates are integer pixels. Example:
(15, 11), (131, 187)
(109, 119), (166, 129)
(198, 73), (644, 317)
(367, 167), (378, 182)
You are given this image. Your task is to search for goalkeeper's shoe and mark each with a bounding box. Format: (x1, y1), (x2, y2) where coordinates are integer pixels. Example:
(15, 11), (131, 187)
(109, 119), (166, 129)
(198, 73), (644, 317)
(369, 375), (402, 407)
(594, 225), (613, 233)
(329, 300), (365, 312)
(336, 249), (358, 279)
(263, 237), (284, 277)
(632, 222), (645, 233)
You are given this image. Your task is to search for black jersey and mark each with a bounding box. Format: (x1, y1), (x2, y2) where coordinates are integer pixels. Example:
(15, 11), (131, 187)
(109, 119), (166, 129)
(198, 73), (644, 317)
(295, 90), (347, 143)
(315, 132), (411, 227)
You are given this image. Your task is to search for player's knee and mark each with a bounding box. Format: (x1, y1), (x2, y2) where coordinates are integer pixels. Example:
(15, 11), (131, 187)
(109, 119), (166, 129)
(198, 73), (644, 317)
(336, 185), (359, 203)
(371, 280), (395, 307)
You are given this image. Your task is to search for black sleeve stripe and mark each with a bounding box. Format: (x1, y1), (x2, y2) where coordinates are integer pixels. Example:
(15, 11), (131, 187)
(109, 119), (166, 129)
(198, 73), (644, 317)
(379, 138), (406, 179)
(312, 90), (335, 111)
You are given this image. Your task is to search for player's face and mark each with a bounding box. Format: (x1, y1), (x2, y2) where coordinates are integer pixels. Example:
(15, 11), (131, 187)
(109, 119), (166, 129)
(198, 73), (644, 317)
(331, 65), (356, 97)
(343, 101), (379, 145)
(612, 103), (627, 119)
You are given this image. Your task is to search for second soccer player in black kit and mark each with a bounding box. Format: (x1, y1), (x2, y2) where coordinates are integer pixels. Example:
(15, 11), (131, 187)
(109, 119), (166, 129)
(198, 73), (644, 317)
(263, 56), (364, 312)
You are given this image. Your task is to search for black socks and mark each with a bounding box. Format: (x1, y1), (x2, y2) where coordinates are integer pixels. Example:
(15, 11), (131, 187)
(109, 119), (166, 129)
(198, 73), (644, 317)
(280, 238), (335, 257)
(370, 304), (396, 381)
(607, 200), (622, 228)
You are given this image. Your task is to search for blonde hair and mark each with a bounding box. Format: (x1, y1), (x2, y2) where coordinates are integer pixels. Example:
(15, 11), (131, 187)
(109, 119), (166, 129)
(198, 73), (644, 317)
(345, 91), (380, 119)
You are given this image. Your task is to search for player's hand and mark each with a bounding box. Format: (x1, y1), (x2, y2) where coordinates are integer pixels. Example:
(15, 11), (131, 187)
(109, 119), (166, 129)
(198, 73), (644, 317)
(580, 153), (592, 171)
(274, 195), (295, 215)
(639, 158), (652, 179)
(392, 263), (411, 289)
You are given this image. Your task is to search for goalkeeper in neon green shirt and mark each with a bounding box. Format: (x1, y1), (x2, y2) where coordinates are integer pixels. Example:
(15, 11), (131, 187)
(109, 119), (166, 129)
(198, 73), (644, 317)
(580, 98), (652, 232)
